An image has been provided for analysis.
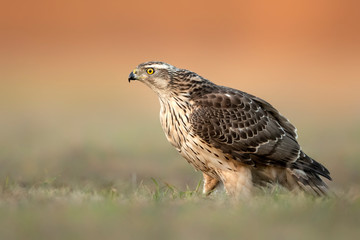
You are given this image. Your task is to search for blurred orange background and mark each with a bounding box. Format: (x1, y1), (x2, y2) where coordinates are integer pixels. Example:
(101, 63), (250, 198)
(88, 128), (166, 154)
(1, 0), (359, 188)
(1, 0), (359, 109)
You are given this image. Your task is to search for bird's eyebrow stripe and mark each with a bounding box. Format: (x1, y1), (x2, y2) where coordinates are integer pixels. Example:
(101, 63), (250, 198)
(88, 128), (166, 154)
(143, 64), (169, 69)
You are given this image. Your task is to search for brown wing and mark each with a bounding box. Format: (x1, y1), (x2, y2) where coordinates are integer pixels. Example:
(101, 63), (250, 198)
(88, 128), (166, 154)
(190, 87), (301, 167)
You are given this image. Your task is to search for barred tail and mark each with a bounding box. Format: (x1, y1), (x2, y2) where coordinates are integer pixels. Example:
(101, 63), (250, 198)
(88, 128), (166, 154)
(289, 151), (332, 196)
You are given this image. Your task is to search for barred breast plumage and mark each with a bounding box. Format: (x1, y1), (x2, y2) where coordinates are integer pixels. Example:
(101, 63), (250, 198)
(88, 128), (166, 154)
(159, 95), (225, 178)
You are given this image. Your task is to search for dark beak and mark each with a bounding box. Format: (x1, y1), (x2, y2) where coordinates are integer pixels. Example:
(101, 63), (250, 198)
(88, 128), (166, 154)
(128, 72), (137, 82)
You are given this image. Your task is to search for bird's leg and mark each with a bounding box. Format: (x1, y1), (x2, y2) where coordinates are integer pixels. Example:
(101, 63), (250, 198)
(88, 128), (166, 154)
(202, 173), (219, 195)
(217, 167), (253, 199)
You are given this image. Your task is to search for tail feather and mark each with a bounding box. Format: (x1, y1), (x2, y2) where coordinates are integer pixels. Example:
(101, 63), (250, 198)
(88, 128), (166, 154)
(289, 151), (331, 196)
(291, 151), (332, 180)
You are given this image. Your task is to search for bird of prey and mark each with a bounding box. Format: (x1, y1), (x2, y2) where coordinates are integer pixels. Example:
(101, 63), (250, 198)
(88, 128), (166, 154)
(128, 61), (331, 198)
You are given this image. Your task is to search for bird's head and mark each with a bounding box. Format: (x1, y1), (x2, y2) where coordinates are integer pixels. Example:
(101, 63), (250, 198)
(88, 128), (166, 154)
(128, 61), (208, 97)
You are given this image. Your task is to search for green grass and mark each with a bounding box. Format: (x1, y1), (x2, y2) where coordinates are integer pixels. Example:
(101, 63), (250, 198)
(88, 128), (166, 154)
(1, 178), (360, 240)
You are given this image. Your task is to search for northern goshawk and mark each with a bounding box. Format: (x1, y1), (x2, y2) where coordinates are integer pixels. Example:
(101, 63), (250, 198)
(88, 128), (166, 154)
(128, 61), (331, 198)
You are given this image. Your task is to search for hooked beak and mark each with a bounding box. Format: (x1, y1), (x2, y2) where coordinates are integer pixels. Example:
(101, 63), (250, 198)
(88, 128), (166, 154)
(128, 71), (137, 82)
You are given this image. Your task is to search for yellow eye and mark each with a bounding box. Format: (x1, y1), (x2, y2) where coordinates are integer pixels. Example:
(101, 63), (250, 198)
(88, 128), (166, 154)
(147, 68), (154, 75)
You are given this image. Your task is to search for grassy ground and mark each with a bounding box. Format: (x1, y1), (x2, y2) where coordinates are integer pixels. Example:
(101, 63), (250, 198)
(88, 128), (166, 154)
(0, 178), (359, 240)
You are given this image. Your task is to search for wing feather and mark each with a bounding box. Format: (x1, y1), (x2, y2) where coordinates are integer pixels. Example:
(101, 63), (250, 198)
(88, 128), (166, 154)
(190, 87), (300, 167)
